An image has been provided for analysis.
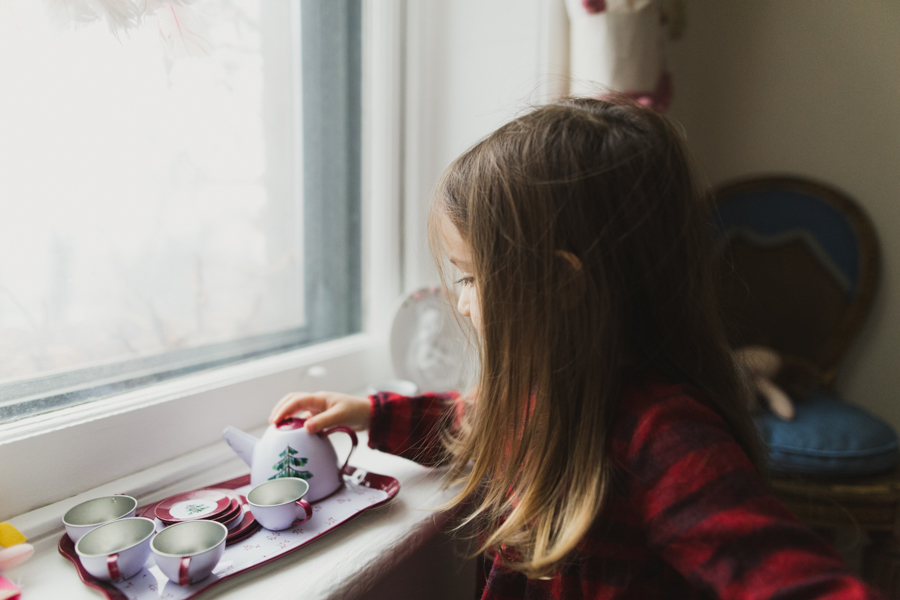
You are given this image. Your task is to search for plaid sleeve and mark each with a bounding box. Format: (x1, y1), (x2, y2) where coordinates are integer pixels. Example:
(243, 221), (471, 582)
(368, 391), (460, 467)
(621, 386), (885, 600)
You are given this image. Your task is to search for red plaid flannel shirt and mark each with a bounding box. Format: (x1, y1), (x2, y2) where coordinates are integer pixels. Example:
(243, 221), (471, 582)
(367, 380), (884, 600)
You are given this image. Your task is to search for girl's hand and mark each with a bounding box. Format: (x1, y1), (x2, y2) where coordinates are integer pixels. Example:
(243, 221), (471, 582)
(268, 391), (371, 434)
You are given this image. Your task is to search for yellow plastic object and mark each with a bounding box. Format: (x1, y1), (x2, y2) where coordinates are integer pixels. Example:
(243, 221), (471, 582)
(0, 524), (25, 548)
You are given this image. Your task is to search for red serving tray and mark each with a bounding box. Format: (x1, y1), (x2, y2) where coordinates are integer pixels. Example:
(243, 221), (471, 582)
(59, 466), (400, 600)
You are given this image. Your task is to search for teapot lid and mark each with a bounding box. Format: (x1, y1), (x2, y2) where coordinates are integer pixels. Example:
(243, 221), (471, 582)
(275, 417), (306, 431)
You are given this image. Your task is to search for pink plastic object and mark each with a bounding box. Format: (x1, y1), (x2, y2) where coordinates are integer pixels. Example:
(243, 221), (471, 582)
(0, 574), (21, 600)
(0, 544), (33, 572)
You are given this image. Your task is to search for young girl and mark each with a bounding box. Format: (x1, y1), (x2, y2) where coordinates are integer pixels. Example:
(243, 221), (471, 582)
(269, 98), (882, 599)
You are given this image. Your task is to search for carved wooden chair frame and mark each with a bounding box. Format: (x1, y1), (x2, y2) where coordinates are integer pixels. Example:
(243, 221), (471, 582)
(715, 175), (898, 597)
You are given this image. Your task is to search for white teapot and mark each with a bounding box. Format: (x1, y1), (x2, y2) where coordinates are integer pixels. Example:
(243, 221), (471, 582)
(222, 418), (358, 502)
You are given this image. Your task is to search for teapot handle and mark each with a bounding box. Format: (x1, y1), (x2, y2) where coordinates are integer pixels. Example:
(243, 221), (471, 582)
(320, 427), (358, 473)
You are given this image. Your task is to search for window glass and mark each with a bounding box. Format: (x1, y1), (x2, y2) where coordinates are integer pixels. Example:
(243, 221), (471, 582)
(0, 0), (362, 423)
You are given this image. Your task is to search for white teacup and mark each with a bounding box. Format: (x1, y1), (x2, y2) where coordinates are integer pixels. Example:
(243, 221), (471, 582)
(247, 478), (313, 531)
(75, 517), (155, 581)
(151, 520), (227, 586)
(63, 495), (138, 543)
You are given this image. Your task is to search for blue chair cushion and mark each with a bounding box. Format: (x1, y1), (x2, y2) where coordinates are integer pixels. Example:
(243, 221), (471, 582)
(754, 390), (900, 476)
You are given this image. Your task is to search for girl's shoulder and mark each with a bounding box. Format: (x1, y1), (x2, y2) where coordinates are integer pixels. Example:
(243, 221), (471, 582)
(610, 371), (739, 463)
(617, 367), (717, 415)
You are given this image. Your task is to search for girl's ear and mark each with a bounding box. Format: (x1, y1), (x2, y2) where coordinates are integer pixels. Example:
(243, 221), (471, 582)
(554, 250), (586, 309)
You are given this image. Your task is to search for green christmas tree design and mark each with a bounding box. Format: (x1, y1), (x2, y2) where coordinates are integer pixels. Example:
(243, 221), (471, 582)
(269, 446), (314, 481)
(184, 503), (208, 515)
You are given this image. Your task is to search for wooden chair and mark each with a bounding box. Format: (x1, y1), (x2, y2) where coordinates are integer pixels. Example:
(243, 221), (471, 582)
(714, 175), (900, 597)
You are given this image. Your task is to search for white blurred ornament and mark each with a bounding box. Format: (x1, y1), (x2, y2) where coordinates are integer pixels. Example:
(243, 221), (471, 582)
(142, 0), (212, 58)
(44, 0), (139, 39)
(42, 0), (211, 58)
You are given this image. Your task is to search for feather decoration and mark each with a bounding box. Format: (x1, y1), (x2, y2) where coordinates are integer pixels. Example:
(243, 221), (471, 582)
(43, 0), (213, 59)
(91, 0), (140, 38)
(44, 0), (139, 39)
(153, 0), (212, 58)
(44, 0), (99, 30)
(138, 0), (192, 17)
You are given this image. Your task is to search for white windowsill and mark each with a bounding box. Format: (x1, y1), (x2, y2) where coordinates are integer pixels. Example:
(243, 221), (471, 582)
(0, 333), (394, 522)
(0, 333), (383, 447)
(5, 427), (474, 600)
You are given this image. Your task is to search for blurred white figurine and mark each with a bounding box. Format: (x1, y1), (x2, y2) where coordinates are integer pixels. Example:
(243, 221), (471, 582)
(735, 346), (796, 420)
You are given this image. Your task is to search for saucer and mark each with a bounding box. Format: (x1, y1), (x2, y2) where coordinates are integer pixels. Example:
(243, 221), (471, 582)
(205, 489), (244, 524)
(203, 487), (243, 500)
(211, 497), (241, 522)
(224, 505), (259, 545)
(159, 496), (240, 527)
(140, 490), (259, 543)
(220, 504), (244, 530)
(155, 489), (231, 523)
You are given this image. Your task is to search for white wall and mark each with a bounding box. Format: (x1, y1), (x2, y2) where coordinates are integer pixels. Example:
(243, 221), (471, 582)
(403, 0), (546, 291)
(666, 1), (900, 429)
(395, 0), (897, 586)
(411, 0), (900, 432)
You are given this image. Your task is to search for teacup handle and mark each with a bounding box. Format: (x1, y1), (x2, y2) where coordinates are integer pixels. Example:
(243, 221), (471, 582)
(295, 498), (313, 524)
(107, 553), (121, 580)
(320, 426), (358, 472)
(179, 556), (192, 586)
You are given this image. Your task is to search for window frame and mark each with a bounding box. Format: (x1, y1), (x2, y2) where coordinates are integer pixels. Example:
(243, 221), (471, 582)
(0, 0), (406, 522)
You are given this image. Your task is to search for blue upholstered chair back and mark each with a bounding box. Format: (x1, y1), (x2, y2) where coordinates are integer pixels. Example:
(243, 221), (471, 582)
(713, 176), (879, 383)
(716, 177), (895, 477)
(717, 188), (860, 299)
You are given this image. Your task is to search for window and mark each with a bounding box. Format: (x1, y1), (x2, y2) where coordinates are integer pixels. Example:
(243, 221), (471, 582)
(0, 1), (363, 424)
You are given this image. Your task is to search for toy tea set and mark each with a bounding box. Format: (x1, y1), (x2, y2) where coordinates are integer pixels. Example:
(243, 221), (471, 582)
(59, 418), (399, 599)
(57, 287), (468, 598)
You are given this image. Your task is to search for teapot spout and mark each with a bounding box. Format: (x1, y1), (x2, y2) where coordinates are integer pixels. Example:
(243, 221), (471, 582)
(222, 426), (258, 467)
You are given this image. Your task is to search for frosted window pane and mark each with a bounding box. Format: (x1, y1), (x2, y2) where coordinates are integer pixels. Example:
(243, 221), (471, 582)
(0, 1), (362, 422)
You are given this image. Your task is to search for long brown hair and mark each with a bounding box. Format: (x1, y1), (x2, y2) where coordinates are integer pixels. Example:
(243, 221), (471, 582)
(428, 97), (760, 578)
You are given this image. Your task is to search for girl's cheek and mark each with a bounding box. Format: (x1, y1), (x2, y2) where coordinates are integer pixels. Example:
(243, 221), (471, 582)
(457, 288), (470, 317)
(468, 289), (482, 331)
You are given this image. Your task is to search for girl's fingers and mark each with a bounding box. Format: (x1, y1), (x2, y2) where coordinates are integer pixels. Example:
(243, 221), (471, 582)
(270, 392), (370, 431)
(269, 392), (330, 424)
(269, 395), (316, 423)
(304, 405), (348, 434)
(268, 395), (294, 423)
